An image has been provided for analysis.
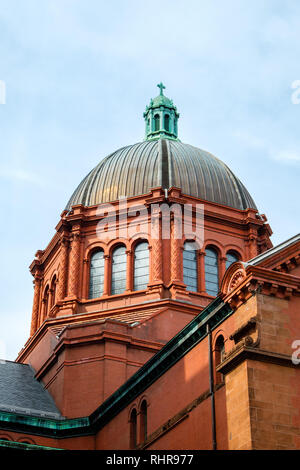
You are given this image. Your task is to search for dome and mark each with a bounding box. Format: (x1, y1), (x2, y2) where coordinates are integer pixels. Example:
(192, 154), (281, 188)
(66, 139), (257, 211)
(151, 94), (174, 108)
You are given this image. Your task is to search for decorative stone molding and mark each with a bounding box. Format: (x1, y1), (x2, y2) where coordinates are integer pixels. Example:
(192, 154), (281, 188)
(68, 230), (82, 298)
(57, 236), (69, 302)
(228, 268), (246, 293)
(217, 343), (298, 376)
(222, 261), (300, 310)
(229, 316), (260, 348)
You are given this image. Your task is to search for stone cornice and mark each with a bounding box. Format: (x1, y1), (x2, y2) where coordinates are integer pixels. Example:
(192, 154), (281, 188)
(217, 343), (297, 375)
(222, 262), (300, 309)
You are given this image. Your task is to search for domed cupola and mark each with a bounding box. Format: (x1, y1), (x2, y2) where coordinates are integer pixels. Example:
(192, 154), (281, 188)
(143, 83), (179, 141)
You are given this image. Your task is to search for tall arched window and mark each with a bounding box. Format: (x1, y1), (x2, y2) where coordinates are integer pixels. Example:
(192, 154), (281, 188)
(183, 241), (198, 292)
(164, 114), (170, 132)
(111, 246), (127, 295)
(130, 409), (137, 449)
(205, 247), (219, 296)
(89, 250), (105, 299)
(134, 241), (149, 291)
(215, 335), (225, 384)
(226, 251), (239, 270)
(154, 114), (160, 131)
(50, 275), (57, 308)
(140, 400), (147, 443)
(43, 285), (50, 319)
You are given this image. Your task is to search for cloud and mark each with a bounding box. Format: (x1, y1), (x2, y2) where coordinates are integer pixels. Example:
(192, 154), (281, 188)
(233, 130), (300, 165)
(270, 150), (300, 162)
(0, 168), (43, 185)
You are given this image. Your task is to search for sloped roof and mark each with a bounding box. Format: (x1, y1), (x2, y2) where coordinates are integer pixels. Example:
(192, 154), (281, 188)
(247, 233), (300, 267)
(0, 361), (62, 419)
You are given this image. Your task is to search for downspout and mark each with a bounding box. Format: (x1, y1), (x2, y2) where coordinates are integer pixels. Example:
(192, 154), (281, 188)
(207, 323), (217, 450)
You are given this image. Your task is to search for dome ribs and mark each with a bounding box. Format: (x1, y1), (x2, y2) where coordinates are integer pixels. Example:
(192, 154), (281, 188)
(65, 141), (257, 211)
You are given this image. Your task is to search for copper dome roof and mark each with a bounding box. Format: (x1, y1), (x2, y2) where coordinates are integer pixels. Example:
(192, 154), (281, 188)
(66, 139), (257, 211)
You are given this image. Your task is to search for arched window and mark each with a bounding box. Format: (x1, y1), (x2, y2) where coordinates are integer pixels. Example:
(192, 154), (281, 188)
(43, 285), (50, 319)
(226, 251), (239, 270)
(183, 241), (198, 292)
(205, 247), (219, 296)
(164, 114), (170, 132)
(130, 409), (137, 449)
(89, 250), (105, 299)
(215, 335), (225, 384)
(134, 241), (149, 291)
(140, 400), (147, 443)
(154, 114), (160, 131)
(50, 275), (57, 308)
(111, 246), (127, 295)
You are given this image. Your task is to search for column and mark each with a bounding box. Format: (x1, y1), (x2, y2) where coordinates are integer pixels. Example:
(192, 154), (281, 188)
(170, 216), (183, 284)
(30, 276), (42, 336)
(68, 230), (81, 298)
(103, 254), (111, 296)
(126, 249), (133, 292)
(149, 209), (163, 284)
(220, 256), (227, 285)
(198, 251), (206, 293)
(57, 236), (69, 301)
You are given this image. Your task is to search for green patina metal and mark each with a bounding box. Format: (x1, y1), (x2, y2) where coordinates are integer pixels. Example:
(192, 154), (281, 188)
(0, 411), (90, 437)
(0, 438), (63, 450)
(143, 83), (180, 141)
(0, 297), (233, 439)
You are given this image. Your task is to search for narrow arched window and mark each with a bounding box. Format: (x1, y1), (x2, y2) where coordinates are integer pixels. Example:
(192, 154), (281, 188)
(154, 114), (160, 131)
(43, 285), (49, 319)
(134, 242), (149, 291)
(164, 114), (170, 132)
(215, 335), (225, 384)
(226, 251), (239, 270)
(183, 241), (197, 292)
(130, 409), (137, 449)
(205, 247), (219, 296)
(50, 275), (57, 308)
(140, 400), (147, 443)
(111, 246), (127, 295)
(89, 250), (105, 299)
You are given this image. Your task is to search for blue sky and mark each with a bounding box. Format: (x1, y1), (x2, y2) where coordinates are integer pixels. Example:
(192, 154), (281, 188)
(0, 0), (299, 359)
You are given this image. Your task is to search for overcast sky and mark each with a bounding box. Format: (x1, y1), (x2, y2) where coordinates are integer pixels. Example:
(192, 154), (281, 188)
(0, 0), (299, 360)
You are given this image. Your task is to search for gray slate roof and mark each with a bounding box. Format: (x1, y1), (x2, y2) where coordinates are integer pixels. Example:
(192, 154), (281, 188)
(0, 360), (62, 419)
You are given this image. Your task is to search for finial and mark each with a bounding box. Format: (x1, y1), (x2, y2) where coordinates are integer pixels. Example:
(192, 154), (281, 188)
(157, 82), (166, 96)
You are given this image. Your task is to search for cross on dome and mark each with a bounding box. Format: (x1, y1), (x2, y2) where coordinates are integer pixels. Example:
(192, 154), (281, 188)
(157, 82), (166, 95)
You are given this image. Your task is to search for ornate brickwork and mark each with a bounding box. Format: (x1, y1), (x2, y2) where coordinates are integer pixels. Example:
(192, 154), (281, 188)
(68, 230), (81, 298)
(57, 237), (69, 301)
(150, 208), (163, 283)
(170, 216), (182, 283)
